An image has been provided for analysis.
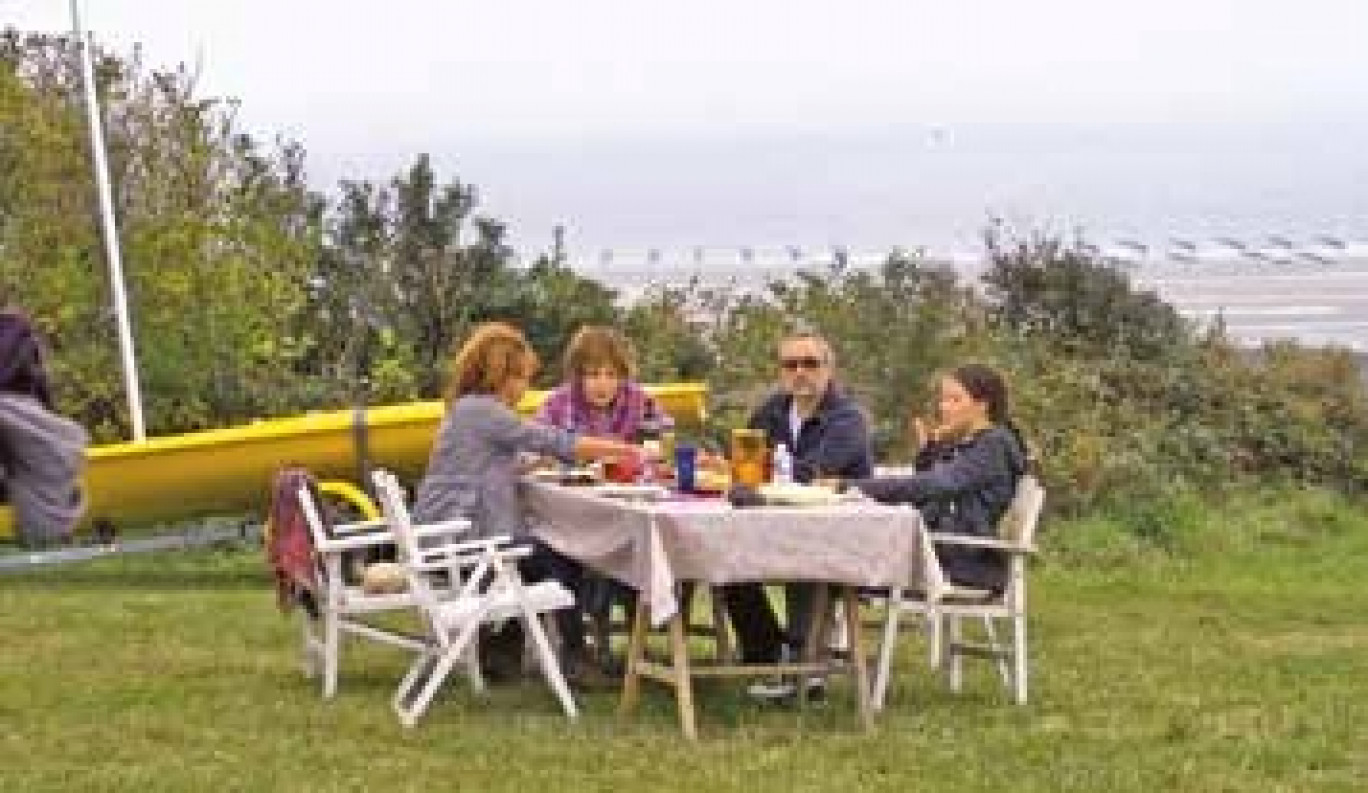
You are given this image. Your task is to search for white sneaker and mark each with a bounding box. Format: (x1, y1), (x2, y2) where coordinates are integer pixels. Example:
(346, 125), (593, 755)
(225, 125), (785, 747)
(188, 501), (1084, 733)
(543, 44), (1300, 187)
(746, 676), (827, 702)
(746, 677), (797, 700)
(803, 676), (827, 703)
(746, 645), (808, 702)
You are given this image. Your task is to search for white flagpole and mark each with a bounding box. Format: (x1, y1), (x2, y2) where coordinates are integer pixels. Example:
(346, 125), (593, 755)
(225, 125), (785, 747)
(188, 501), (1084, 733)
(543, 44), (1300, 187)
(71, 0), (146, 441)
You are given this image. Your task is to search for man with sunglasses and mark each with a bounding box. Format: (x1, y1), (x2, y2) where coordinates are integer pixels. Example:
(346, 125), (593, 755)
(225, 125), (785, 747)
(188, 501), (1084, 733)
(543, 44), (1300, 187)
(722, 330), (873, 701)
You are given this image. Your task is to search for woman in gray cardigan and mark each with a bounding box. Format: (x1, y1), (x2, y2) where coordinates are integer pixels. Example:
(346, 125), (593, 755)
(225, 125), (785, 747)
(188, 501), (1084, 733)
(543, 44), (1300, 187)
(413, 322), (643, 686)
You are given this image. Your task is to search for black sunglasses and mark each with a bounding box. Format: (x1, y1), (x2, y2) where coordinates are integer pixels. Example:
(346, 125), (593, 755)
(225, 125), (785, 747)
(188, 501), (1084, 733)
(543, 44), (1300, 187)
(780, 356), (826, 371)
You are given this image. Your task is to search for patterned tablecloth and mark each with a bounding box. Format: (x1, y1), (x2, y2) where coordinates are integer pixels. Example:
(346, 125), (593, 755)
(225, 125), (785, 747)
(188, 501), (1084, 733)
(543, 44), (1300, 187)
(522, 481), (939, 626)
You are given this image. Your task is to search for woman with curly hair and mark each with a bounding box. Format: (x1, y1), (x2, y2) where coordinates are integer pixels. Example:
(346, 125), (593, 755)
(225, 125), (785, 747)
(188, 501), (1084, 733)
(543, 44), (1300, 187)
(413, 322), (642, 686)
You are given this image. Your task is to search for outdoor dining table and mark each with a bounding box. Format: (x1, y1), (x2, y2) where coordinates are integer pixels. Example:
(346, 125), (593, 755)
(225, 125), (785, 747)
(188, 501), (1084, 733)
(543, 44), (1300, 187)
(521, 479), (936, 739)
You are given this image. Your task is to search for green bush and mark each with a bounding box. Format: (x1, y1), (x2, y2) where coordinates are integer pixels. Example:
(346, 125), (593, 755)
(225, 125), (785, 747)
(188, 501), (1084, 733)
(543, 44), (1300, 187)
(627, 227), (1368, 539)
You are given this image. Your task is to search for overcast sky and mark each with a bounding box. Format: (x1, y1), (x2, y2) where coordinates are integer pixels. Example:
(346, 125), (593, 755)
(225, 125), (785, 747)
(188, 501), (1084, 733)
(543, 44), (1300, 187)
(6, 1), (1368, 252)
(7, 0), (1368, 144)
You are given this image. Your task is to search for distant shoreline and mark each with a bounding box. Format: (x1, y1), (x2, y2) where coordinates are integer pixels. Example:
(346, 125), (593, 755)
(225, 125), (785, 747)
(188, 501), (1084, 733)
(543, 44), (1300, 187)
(554, 254), (1368, 361)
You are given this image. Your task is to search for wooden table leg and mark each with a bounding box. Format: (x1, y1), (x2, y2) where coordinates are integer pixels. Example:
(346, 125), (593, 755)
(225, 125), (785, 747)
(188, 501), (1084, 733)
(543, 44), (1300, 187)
(667, 608), (699, 740)
(798, 584), (833, 707)
(617, 593), (650, 717)
(802, 584), (833, 661)
(842, 586), (875, 732)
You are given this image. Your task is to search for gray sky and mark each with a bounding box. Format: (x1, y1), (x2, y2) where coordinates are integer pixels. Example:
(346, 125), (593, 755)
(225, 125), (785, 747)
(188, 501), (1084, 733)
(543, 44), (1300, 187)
(6, 1), (1368, 254)
(7, 0), (1368, 145)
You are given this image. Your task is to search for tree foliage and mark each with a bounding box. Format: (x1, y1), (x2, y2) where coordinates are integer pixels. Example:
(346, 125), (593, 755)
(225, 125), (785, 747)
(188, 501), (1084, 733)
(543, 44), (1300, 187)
(1, 31), (320, 438)
(310, 155), (622, 400)
(1, 33), (623, 434)
(981, 222), (1189, 361)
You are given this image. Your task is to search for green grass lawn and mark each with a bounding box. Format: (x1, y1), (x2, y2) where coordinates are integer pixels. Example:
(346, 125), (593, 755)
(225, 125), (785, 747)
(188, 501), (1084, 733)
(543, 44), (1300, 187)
(1, 489), (1365, 792)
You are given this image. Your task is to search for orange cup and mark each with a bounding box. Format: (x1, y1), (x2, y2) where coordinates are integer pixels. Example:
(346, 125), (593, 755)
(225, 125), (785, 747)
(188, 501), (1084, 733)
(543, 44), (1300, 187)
(729, 428), (768, 487)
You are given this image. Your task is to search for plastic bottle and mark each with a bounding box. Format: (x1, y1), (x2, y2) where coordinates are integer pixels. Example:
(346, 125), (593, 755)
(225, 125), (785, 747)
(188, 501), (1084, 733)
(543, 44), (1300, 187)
(772, 442), (793, 484)
(634, 417), (662, 445)
(638, 440), (659, 484)
(630, 418), (658, 484)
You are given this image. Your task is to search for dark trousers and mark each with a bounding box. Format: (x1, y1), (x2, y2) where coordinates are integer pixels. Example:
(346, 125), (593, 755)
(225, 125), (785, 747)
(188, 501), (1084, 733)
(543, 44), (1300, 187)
(721, 581), (828, 663)
(938, 545), (1008, 593)
(508, 538), (588, 656)
(581, 574), (637, 655)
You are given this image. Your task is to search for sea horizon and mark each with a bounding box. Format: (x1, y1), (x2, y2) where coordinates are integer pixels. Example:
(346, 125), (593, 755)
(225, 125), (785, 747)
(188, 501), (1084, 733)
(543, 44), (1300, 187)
(311, 118), (1368, 258)
(309, 118), (1368, 352)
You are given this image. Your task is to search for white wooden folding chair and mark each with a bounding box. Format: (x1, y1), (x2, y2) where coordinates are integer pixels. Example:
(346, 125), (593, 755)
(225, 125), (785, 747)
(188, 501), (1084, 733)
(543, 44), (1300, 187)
(296, 482), (470, 699)
(872, 475), (1045, 709)
(370, 470), (579, 727)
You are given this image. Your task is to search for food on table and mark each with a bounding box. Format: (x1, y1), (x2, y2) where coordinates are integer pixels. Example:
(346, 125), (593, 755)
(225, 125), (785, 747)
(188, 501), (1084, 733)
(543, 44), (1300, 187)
(694, 470), (731, 492)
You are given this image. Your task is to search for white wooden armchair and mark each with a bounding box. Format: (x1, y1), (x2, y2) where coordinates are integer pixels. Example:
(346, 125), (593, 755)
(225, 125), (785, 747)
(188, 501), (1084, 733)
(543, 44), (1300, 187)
(295, 482), (469, 699)
(370, 470), (579, 727)
(871, 474), (1045, 709)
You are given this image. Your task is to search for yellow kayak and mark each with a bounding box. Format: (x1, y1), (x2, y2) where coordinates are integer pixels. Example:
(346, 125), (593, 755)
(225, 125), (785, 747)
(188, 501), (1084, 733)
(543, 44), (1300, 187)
(0, 383), (707, 539)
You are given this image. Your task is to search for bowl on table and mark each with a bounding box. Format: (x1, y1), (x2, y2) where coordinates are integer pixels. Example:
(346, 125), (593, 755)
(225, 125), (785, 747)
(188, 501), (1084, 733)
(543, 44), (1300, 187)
(756, 483), (847, 507)
(691, 470), (731, 494)
(586, 483), (671, 503)
(527, 466), (602, 486)
(603, 455), (645, 484)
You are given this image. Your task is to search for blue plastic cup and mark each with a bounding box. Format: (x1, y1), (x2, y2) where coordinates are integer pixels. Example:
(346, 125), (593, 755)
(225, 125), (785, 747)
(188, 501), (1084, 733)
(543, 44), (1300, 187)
(674, 444), (698, 492)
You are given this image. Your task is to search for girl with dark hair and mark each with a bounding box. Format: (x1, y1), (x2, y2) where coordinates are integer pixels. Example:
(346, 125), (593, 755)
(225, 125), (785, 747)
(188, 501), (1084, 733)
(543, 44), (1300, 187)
(839, 363), (1030, 592)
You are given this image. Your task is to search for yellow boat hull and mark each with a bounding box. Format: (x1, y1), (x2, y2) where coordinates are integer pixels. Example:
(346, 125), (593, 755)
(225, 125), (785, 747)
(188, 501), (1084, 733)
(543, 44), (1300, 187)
(0, 383), (707, 538)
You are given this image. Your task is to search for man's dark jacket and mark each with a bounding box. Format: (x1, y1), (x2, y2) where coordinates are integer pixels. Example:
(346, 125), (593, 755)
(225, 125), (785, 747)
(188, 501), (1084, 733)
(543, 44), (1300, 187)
(747, 384), (873, 483)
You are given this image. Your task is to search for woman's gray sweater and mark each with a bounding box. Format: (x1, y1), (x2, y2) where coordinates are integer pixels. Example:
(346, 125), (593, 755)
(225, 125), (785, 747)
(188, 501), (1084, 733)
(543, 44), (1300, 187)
(413, 394), (576, 539)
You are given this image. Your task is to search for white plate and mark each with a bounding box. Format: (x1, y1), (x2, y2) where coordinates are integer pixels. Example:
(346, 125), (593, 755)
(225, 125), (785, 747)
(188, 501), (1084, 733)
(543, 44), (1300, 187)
(527, 467), (601, 485)
(757, 483), (846, 507)
(586, 483), (671, 501)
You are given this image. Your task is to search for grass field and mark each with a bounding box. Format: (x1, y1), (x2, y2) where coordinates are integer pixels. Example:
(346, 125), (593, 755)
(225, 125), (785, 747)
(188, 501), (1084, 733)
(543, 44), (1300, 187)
(0, 486), (1365, 792)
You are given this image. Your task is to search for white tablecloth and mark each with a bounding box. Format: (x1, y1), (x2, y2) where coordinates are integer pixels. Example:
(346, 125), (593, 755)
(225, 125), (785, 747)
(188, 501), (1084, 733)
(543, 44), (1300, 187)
(523, 481), (936, 626)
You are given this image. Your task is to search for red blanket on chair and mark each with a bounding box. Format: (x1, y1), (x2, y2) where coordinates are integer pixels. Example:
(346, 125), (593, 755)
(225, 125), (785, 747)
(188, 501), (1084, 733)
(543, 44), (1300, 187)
(266, 467), (320, 615)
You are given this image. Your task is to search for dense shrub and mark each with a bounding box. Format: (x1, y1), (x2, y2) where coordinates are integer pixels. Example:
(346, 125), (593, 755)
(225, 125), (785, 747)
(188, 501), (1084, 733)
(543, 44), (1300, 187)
(629, 229), (1368, 529)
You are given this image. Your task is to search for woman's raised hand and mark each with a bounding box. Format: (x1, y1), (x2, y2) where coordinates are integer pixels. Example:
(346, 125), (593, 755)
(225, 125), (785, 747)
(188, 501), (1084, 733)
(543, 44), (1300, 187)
(912, 415), (946, 451)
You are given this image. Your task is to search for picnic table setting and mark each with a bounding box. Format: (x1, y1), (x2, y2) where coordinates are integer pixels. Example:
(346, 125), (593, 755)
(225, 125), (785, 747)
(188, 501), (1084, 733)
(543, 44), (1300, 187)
(267, 340), (1046, 741)
(518, 430), (942, 739)
(270, 404), (1044, 743)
